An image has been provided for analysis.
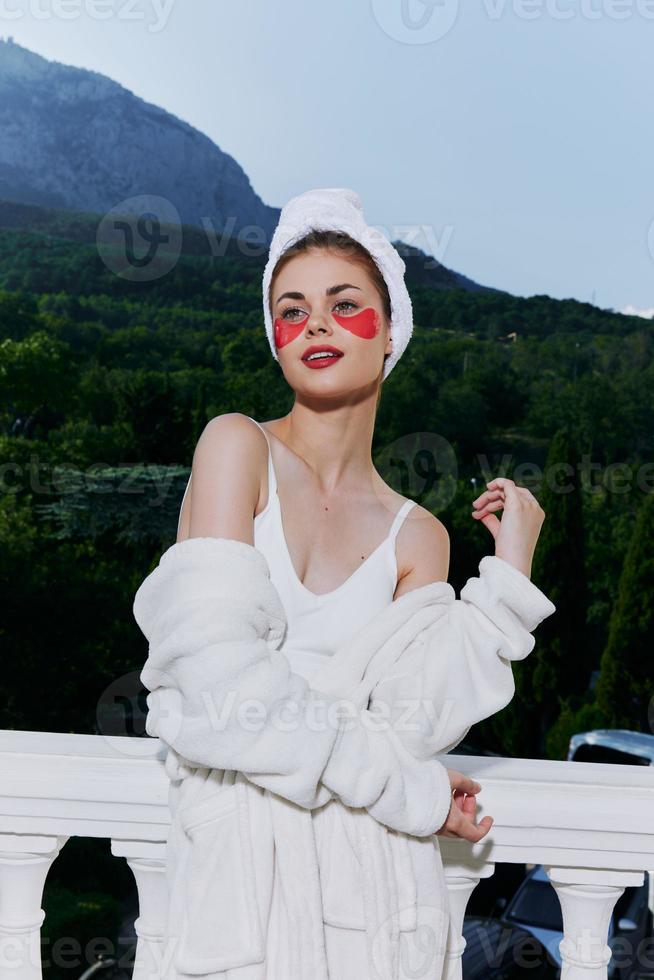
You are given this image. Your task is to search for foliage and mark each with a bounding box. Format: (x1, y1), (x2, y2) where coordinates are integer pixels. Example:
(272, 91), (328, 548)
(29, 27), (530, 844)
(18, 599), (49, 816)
(595, 490), (654, 730)
(0, 215), (651, 755)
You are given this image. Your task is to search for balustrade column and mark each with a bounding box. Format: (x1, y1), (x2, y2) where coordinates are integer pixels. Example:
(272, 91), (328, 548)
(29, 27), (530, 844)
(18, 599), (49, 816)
(111, 840), (167, 980)
(545, 865), (644, 980)
(0, 834), (68, 980)
(442, 858), (496, 980)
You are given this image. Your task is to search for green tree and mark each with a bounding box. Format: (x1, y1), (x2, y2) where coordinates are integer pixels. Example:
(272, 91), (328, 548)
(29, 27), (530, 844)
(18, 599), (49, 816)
(595, 489), (654, 730)
(0, 331), (77, 436)
(499, 428), (590, 758)
(0, 288), (39, 340)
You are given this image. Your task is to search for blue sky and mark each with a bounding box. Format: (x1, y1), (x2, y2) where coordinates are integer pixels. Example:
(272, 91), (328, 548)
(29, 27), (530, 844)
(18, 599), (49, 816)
(3, 0), (653, 315)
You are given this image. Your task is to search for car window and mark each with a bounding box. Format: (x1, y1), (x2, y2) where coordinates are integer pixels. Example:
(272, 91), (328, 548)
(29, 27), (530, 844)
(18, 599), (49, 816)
(506, 875), (649, 938)
(571, 744), (650, 765)
(614, 876), (649, 922)
(506, 880), (563, 932)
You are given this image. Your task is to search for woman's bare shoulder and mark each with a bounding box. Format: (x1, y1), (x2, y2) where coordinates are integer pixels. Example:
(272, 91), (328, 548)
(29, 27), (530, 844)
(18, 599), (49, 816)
(372, 468), (450, 583)
(177, 413), (269, 544)
(394, 500), (451, 597)
(198, 412), (266, 444)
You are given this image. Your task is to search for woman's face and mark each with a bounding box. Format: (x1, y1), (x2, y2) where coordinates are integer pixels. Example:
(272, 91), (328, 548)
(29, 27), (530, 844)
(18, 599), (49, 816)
(270, 248), (392, 396)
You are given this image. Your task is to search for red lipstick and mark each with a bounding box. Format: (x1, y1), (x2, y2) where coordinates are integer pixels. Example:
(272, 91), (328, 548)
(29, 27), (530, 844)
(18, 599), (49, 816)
(301, 344), (344, 369)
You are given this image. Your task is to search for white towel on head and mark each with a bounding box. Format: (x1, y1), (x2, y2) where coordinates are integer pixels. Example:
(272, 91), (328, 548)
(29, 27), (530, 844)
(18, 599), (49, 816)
(262, 187), (413, 380)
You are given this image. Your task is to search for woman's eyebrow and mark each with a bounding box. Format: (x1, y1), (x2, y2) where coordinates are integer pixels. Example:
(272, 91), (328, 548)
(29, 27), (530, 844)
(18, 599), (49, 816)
(275, 283), (362, 306)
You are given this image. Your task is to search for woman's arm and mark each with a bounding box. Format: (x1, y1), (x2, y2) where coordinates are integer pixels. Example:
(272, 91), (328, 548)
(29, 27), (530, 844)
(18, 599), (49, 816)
(183, 413), (266, 544)
(369, 480), (555, 762)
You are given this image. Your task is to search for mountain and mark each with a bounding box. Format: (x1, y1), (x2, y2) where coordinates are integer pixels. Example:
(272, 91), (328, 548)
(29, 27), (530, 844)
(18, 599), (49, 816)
(0, 37), (281, 242)
(0, 38), (496, 292)
(0, 196), (500, 298)
(394, 242), (501, 293)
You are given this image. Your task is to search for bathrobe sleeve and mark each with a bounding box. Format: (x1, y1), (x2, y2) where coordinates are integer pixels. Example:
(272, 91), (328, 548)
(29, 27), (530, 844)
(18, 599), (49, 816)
(367, 555), (556, 763)
(134, 536), (453, 838)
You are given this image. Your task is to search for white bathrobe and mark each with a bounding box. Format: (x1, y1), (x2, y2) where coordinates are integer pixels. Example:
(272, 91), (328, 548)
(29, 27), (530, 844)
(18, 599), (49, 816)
(133, 536), (556, 980)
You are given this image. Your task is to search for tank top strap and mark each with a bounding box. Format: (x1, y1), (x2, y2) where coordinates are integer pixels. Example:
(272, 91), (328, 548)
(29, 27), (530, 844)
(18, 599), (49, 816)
(387, 498), (416, 544)
(176, 471), (192, 540)
(243, 415), (278, 496)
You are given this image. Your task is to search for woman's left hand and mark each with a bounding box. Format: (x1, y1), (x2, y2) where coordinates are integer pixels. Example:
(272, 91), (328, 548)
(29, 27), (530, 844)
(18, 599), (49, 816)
(471, 477), (546, 578)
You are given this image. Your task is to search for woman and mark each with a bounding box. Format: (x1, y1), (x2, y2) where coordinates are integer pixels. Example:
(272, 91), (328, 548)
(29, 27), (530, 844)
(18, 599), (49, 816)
(169, 187), (550, 977)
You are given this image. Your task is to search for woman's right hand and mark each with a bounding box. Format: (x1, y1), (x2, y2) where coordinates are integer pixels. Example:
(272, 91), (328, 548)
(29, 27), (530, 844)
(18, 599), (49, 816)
(435, 769), (494, 841)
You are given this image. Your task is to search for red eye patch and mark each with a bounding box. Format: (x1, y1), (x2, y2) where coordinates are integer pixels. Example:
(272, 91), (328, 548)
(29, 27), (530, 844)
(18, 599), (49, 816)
(273, 307), (380, 350)
(332, 307), (379, 339)
(274, 315), (308, 349)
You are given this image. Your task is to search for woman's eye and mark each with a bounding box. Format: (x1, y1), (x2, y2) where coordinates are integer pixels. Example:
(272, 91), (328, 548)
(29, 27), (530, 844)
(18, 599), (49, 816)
(281, 307), (306, 321)
(281, 301), (356, 320)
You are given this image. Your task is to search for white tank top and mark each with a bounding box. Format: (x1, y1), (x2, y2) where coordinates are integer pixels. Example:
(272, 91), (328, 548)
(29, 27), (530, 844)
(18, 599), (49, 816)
(245, 417), (417, 681)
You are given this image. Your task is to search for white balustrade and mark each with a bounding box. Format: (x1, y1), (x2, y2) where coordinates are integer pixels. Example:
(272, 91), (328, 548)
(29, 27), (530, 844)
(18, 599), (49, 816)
(1, 732), (652, 980)
(439, 755), (654, 979)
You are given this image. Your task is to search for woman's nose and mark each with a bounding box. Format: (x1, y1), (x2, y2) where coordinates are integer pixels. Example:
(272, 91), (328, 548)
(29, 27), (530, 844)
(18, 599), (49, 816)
(306, 315), (332, 334)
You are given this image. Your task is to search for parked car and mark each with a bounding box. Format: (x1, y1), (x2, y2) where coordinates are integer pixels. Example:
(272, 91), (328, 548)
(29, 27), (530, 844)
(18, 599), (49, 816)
(462, 729), (654, 979)
(566, 728), (654, 978)
(461, 906), (559, 978)
(567, 729), (654, 767)
(500, 864), (652, 979)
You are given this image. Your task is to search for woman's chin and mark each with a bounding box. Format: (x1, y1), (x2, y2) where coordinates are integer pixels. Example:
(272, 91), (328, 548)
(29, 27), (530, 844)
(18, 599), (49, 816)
(288, 371), (381, 403)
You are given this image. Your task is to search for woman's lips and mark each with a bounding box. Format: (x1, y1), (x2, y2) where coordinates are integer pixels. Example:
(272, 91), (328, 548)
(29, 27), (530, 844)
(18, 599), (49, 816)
(302, 352), (344, 369)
